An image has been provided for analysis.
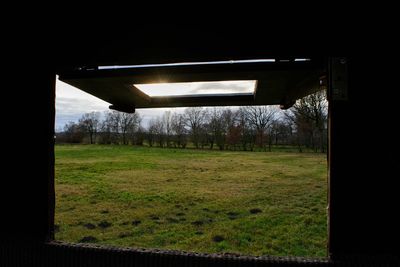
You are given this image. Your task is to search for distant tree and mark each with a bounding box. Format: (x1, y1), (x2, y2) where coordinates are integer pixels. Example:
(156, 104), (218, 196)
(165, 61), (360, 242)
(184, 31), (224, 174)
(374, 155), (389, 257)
(63, 121), (84, 143)
(107, 111), (122, 144)
(226, 125), (241, 150)
(98, 111), (141, 145)
(126, 113), (142, 145)
(241, 106), (278, 151)
(285, 90), (328, 152)
(199, 124), (210, 149)
(146, 119), (157, 147)
(221, 109), (237, 150)
(98, 111), (113, 144)
(207, 108), (225, 150)
(162, 111), (173, 148)
(236, 108), (255, 151)
(284, 112), (305, 152)
(135, 126), (146, 146)
(147, 117), (165, 147)
(78, 112), (100, 144)
(153, 117), (165, 147)
(171, 112), (187, 148)
(270, 119), (293, 146)
(119, 112), (141, 145)
(184, 107), (205, 149)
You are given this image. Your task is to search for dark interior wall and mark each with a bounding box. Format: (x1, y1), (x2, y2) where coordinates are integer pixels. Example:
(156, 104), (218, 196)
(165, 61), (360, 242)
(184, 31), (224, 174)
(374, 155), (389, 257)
(1, 39), (399, 266)
(2, 70), (55, 243)
(329, 57), (399, 256)
(55, 27), (325, 72)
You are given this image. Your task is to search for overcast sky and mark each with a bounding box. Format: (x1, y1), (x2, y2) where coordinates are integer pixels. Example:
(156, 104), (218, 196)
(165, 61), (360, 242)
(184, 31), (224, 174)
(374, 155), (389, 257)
(55, 78), (184, 131)
(55, 77), (255, 131)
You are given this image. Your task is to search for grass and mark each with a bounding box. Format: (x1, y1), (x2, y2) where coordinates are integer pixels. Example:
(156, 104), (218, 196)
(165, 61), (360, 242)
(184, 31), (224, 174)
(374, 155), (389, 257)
(55, 144), (327, 257)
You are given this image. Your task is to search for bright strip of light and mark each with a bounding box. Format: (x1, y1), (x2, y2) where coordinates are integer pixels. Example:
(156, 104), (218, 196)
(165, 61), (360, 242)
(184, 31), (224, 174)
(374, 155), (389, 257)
(98, 59), (276, 70)
(135, 80), (257, 97)
(294, 58), (311, 62)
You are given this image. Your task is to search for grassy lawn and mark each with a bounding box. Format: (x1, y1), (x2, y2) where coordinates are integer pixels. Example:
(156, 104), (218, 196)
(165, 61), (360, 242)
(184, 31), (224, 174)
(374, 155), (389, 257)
(55, 145), (327, 257)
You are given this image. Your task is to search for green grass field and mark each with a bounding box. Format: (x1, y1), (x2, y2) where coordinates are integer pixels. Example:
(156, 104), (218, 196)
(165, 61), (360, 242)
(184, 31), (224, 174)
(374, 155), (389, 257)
(55, 145), (327, 257)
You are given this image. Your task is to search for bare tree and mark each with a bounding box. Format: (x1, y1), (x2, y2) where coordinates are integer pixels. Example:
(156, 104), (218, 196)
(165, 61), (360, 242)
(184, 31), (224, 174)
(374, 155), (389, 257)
(127, 113), (142, 145)
(117, 112), (142, 145)
(62, 121), (84, 143)
(184, 107), (205, 149)
(171, 112), (187, 148)
(107, 111), (122, 144)
(221, 109), (237, 150)
(270, 119), (293, 146)
(162, 111), (173, 148)
(146, 119), (157, 147)
(98, 111), (141, 145)
(241, 106), (278, 151)
(236, 108), (255, 151)
(285, 90), (328, 152)
(226, 124), (241, 150)
(99, 111), (114, 144)
(133, 126), (145, 146)
(147, 117), (165, 147)
(207, 108), (224, 150)
(78, 112), (100, 144)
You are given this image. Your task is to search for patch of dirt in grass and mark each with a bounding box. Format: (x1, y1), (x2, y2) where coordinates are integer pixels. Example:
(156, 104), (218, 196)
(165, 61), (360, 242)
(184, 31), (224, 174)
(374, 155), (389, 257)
(149, 215), (159, 220)
(84, 223), (96, 229)
(249, 208), (262, 214)
(191, 220), (204, 226)
(212, 235), (224, 242)
(304, 218), (313, 225)
(167, 217), (179, 223)
(118, 232), (131, 238)
(227, 211), (239, 220)
(132, 220), (141, 226)
(98, 221), (112, 228)
(79, 236), (97, 243)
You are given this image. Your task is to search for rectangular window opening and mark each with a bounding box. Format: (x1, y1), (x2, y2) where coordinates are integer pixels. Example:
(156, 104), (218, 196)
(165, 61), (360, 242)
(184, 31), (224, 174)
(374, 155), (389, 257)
(54, 75), (328, 258)
(134, 80), (257, 97)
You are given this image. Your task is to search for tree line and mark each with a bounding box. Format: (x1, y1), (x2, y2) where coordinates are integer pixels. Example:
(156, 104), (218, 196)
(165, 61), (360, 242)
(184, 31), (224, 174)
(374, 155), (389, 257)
(56, 90), (327, 153)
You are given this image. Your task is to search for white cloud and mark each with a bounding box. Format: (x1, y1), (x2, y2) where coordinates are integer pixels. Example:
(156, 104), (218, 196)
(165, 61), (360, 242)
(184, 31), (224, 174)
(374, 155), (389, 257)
(55, 77), (185, 130)
(55, 77), (110, 130)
